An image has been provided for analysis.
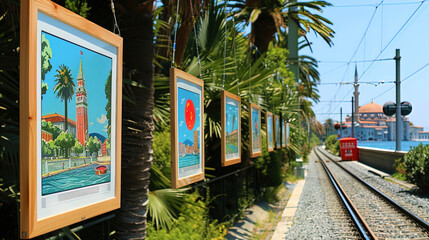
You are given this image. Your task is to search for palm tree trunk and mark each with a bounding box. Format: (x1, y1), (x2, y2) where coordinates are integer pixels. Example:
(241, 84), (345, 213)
(115, 2), (154, 239)
(65, 99), (68, 158)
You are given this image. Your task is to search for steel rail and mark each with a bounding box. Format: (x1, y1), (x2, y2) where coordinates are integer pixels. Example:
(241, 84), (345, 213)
(314, 148), (375, 240)
(318, 146), (429, 233)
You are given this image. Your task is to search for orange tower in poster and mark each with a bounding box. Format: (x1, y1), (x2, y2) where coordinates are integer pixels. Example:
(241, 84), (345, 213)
(76, 58), (89, 147)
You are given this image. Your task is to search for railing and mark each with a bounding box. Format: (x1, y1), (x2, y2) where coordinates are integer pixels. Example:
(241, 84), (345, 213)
(192, 164), (262, 221)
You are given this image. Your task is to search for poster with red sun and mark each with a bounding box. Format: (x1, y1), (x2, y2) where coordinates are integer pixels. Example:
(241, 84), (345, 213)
(221, 91), (241, 167)
(170, 68), (204, 189)
(249, 103), (262, 158)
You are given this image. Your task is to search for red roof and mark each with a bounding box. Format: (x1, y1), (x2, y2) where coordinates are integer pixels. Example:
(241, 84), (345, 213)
(42, 113), (76, 127)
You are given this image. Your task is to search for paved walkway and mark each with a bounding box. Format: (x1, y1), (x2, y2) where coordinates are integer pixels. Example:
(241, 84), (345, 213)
(270, 179), (305, 239)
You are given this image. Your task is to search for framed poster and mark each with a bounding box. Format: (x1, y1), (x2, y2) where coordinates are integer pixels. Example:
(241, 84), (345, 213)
(20, 0), (122, 238)
(249, 103), (262, 157)
(286, 122), (290, 147)
(274, 115), (281, 149)
(266, 112), (274, 152)
(170, 68), (204, 188)
(221, 91), (241, 167)
(282, 120), (286, 148)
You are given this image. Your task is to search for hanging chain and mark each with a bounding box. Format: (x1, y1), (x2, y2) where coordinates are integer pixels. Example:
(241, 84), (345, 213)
(232, 17), (239, 94)
(189, 0), (202, 78)
(171, 0), (180, 68)
(222, 0), (228, 90)
(249, 41), (252, 97)
(110, 0), (121, 36)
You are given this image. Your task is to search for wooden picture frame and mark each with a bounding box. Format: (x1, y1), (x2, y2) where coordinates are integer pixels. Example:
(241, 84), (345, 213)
(170, 68), (205, 188)
(266, 111), (274, 152)
(274, 115), (281, 149)
(20, 0), (123, 238)
(249, 103), (262, 157)
(221, 91), (241, 167)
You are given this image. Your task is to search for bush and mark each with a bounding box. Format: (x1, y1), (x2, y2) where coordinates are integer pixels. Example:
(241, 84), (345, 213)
(402, 144), (429, 193)
(325, 135), (340, 155)
(147, 192), (227, 240)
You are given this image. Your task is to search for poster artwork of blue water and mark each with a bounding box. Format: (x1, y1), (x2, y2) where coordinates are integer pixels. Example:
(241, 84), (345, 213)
(42, 164), (110, 195)
(358, 141), (429, 152)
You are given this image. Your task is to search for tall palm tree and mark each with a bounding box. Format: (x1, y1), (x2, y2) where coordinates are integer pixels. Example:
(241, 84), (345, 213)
(53, 64), (75, 132)
(113, 1), (155, 239)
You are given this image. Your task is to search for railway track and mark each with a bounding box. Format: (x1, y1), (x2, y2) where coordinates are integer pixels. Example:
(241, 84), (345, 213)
(315, 146), (429, 239)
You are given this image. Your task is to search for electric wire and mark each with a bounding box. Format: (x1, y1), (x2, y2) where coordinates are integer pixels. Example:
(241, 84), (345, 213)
(359, 0), (425, 81)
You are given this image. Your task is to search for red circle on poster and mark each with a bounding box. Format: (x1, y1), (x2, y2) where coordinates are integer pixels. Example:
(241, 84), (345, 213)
(185, 99), (196, 130)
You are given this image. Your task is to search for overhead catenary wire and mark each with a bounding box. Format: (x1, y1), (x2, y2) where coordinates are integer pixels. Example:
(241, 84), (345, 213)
(359, 0), (425, 81)
(374, 62), (429, 100)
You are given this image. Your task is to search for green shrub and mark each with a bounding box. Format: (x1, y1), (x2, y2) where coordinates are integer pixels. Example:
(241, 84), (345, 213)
(147, 192), (227, 240)
(402, 144), (429, 193)
(325, 135), (337, 150)
(325, 135), (340, 155)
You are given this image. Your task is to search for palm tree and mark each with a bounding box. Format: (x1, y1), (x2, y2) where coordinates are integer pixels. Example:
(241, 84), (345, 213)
(53, 65), (75, 133)
(230, 0), (334, 54)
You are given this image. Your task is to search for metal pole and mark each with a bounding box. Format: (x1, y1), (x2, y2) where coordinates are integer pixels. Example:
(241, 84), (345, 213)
(340, 107), (343, 138)
(352, 97), (355, 138)
(395, 49), (401, 151)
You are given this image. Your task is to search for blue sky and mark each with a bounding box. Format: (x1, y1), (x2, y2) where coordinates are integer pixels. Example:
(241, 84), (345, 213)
(225, 98), (239, 134)
(178, 87), (201, 144)
(42, 32), (112, 138)
(305, 0), (429, 130)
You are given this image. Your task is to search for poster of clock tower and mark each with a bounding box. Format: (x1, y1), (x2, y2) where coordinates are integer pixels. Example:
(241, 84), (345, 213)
(76, 56), (89, 147)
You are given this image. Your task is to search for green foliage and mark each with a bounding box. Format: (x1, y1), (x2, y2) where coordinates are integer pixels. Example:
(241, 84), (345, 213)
(147, 192), (227, 240)
(65, 0), (91, 18)
(42, 139), (53, 157)
(55, 132), (76, 158)
(74, 140), (84, 154)
(86, 136), (101, 157)
(401, 144), (429, 192)
(105, 71), (112, 139)
(325, 135), (339, 155)
(41, 120), (61, 140)
(41, 33), (53, 81)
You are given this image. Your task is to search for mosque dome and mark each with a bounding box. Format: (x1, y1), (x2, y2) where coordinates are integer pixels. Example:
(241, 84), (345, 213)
(359, 102), (383, 113)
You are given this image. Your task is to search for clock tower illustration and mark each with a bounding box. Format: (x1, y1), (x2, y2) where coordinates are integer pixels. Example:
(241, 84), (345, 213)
(76, 52), (89, 148)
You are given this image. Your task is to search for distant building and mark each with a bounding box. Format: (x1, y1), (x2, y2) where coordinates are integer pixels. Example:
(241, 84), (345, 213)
(193, 130), (199, 153)
(42, 113), (76, 137)
(41, 130), (53, 142)
(76, 59), (89, 147)
(101, 139), (108, 156)
(340, 102), (426, 141)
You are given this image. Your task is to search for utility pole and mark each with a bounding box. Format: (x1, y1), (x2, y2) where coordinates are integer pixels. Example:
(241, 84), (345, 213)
(351, 97), (355, 138)
(395, 49), (401, 151)
(340, 107), (342, 138)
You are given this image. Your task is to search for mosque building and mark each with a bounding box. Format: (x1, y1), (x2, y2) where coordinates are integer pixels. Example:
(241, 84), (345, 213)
(337, 66), (429, 141)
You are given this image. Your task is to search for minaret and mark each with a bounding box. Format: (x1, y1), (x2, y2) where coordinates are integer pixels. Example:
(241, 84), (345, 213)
(353, 64), (360, 123)
(76, 58), (89, 147)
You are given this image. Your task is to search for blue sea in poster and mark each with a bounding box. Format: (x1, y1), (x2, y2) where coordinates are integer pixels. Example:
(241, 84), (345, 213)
(251, 107), (261, 151)
(177, 84), (201, 171)
(225, 97), (240, 159)
(275, 117), (280, 148)
(42, 164), (110, 195)
(267, 115), (273, 148)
